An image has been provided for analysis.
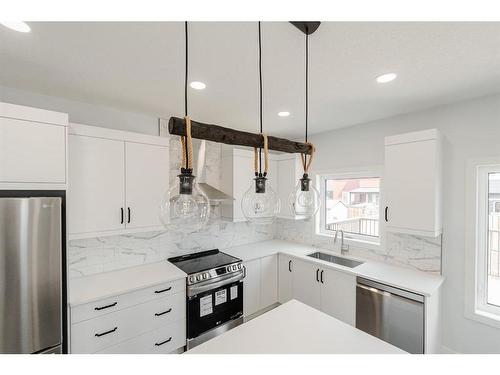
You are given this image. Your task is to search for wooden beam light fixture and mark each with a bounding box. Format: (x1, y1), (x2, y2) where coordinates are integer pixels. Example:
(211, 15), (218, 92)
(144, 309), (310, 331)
(168, 116), (313, 155)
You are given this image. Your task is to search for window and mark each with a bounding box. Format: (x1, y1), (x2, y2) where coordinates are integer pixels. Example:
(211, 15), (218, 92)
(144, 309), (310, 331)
(487, 172), (500, 307)
(318, 173), (381, 244)
(465, 161), (500, 327)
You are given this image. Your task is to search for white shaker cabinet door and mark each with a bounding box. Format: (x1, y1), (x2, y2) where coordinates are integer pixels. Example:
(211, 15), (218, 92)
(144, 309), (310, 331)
(384, 129), (441, 237)
(260, 255), (278, 308)
(243, 259), (261, 317)
(278, 254), (294, 303)
(68, 135), (125, 235)
(320, 268), (356, 325)
(292, 258), (321, 311)
(125, 142), (169, 229)
(0, 117), (66, 184)
(232, 154), (254, 221)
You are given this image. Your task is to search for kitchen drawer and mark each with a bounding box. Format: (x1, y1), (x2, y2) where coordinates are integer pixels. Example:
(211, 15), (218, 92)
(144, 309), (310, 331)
(96, 319), (186, 354)
(71, 292), (185, 353)
(71, 278), (185, 323)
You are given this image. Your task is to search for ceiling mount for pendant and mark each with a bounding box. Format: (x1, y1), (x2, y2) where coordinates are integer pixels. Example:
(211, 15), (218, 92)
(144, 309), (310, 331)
(290, 21), (321, 35)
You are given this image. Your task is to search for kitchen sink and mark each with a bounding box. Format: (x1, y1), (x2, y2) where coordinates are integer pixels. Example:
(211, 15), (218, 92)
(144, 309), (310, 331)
(307, 252), (364, 268)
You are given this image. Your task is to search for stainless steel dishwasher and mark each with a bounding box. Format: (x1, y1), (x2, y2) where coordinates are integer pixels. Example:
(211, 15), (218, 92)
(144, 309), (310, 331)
(356, 277), (425, 354)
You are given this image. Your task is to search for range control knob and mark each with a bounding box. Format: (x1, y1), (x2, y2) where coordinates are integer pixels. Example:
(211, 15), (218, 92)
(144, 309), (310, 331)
(237, 264), (242, 269)
(189, 276), (195, 283)
(227, 266), (232, 272)
(203, 273), (208, 279)
(196, 274), (202, 281)
(232, 265), (237, 271)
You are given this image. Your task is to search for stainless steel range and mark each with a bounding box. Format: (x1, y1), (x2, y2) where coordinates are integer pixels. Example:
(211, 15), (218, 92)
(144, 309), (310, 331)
(168, 249), (244, 349)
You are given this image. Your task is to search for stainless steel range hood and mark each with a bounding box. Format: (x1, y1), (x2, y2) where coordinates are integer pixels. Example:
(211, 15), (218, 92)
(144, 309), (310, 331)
(196, 140), (234, 203)
(197, 183), (233, 203)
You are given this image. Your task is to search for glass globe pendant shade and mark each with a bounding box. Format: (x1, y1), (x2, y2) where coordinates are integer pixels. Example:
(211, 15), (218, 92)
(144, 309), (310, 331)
(289, 173), (320, 219)
(241, 176), (280, 225)
(160, 171), (210, 233)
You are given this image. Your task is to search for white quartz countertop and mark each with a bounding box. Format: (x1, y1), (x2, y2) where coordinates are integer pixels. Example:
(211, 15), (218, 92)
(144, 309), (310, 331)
(224, 239), (444, 297)
(187, 299), (405, 354)
(69, 261), (186, 306)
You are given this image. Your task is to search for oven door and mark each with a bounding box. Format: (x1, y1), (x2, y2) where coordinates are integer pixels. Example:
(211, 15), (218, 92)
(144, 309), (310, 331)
(187, 273), (244, 340)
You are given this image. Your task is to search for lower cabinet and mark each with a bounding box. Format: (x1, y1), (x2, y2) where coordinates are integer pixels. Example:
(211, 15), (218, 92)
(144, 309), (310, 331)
(285, 257), (356, 326)
(278, 254), (293, 303)
(70, 278), (186, 354)
(243, 255), (278, 317)
(291, 258), (322, 311)
(320, 267), (356, 326)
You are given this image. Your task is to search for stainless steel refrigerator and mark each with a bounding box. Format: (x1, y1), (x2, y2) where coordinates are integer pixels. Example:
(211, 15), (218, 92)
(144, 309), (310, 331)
(0, 196), (63, 354)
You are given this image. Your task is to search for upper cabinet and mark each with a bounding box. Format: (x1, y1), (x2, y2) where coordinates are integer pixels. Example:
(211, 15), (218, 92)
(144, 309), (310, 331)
(0, 102), (68, 189)
(276, 154), (304, 220)
(68, 124), (169, 239)
(220, 146), (278, 222)
(220, 146), (305, 222)
(384, 129), (442, 237)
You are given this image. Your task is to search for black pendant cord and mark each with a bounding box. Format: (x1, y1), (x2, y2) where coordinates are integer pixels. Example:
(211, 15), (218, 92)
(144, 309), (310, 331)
(258, 21), (264, 177)
(183, 21), (190, 173)
(303, 33), (309, 170)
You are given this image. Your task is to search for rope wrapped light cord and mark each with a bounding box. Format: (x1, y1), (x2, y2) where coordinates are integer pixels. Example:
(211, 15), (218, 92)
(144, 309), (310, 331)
(180, 116), (194, 170)
(301, 142), (315, 174)
(253, 133), (269, 176)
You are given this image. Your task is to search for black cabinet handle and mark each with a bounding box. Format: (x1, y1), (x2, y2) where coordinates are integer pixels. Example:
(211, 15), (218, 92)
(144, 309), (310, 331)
(95, 327), (117, 337)
(120, 208), (124, 224)
(127, 207), (131, 223)
(155, 337), (172, 346)
(154, 286), (172, 294)
(316, 268), (319, 282)
(288, 260), (292, 272)
(320, 270), (324, 284)
(155, 308), (172, 317)
(94, 302), (117, 311)
(385, 206), (389, 222)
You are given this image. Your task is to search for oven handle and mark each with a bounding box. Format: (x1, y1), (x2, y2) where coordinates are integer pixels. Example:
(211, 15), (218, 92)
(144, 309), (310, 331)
(187, 271), (244, 297)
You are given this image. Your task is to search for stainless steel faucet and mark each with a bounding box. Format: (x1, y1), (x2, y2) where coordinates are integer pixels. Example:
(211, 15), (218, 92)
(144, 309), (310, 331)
(334, 229), (350, 256)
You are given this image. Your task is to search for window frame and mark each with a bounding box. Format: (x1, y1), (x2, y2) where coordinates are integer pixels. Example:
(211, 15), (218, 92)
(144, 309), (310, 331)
(315, 167), (383, 248)
(465, 158), (500, 328)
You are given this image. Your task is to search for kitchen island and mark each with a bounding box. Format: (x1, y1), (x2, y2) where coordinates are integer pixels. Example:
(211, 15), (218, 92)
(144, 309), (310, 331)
(187, 300), (406, 354)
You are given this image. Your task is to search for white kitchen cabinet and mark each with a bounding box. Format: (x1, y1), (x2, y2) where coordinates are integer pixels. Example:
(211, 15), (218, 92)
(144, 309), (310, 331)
(276, 154), (304, 220)
(70, 277), (186, 354)
(243, 254), (278, 317)
(68, 135), (125, 235)
(243, 259), (261, 317)
(289, 257), (356, 325)
(260, 255), (278, 308)
(320, 267), (356, 325)
(221, 146), (278, 222)
(68, 123), (169, 239)
(0, 102), (68, 189)
(278, 254), (294, 303)
(384, 129), (442, 237)
(125, 142), (169, 229)
(292, 258), (321, 311)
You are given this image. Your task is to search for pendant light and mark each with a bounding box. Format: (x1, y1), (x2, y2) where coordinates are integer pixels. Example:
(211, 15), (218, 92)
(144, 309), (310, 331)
(159, 22), (210, 232)
(289, 24), (321, 219)
(241, 22), (281, 225)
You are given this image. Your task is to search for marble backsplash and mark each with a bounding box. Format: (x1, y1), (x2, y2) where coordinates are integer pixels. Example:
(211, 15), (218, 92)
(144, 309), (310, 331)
(68, 220), (274, 279)
(274, 218), (442, 274)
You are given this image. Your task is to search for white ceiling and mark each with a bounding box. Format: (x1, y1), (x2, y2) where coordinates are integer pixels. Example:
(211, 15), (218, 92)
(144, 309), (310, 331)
(1, 22), (500, 138)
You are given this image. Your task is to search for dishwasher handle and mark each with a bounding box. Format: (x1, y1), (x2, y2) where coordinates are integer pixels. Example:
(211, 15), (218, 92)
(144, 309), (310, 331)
(356, 277), (425, 303)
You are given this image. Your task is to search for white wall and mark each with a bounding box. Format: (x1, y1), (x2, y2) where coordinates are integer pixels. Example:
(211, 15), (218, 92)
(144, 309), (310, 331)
(307, 93), (500, 353)
(0, 84), (159, 135)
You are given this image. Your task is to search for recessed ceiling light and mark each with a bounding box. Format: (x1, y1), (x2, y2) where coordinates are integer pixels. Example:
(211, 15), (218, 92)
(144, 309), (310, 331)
(190, 81), (206, 90)
(278, 111), (290, 117)
(0, 21), (31, 33)
(376, 73), (397, 84)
